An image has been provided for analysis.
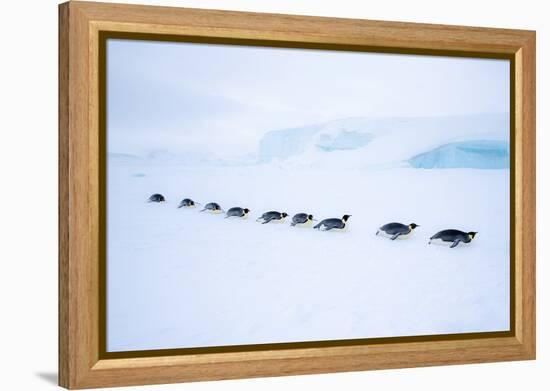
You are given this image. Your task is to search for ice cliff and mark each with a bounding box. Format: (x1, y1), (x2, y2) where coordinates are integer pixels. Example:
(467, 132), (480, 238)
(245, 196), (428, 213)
(257, 114), (509, 169)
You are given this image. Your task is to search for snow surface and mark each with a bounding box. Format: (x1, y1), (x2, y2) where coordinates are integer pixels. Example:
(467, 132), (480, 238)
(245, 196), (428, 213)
(107, 159), (510, 352)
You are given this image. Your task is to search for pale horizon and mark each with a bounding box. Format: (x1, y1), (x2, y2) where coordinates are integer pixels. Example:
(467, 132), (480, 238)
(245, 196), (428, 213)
(107, 39), (510, 158)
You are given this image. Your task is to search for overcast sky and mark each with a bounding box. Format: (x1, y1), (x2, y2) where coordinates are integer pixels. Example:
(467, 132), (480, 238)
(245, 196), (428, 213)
(107, 39), (509, 158)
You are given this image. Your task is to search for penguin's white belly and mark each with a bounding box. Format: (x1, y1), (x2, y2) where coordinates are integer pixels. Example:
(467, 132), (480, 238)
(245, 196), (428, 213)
(295, 220), (313, 227)
(396, 230), (412, 239)
(321, 224), (348, 232)
(429, 238), (448, 246)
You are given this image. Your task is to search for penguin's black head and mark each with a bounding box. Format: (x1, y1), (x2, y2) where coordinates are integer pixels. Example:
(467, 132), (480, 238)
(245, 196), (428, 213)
(342, 214), (351, 222)
(409, 223), (419, 229)
(243, 208), (250, 214)
(282, 212), (288, 218)
(214, 204), (220, 210)
(189, 200), (195, 206)
(468, 231), (477, 239)
(308, 214), (314, 220)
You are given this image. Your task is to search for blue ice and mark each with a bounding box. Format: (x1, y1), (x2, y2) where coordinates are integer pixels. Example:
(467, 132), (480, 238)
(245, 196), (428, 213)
(408, 140), (510, 169)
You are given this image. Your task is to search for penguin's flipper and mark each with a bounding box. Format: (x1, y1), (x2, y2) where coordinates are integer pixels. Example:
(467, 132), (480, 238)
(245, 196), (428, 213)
(376, 230), (379, 235)
(391, 233), (401, 240)
(450, 239), (461, 248)
(262, 218), (274, 224)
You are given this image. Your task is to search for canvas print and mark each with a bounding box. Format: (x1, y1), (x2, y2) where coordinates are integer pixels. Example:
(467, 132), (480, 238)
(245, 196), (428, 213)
(106, 39), (510, 352)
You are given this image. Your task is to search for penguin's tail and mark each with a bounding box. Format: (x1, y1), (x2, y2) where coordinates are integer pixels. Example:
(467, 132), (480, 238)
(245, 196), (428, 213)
(177, 203), (184, 209)
(199, 208), (206, 212)
(313, 223), (321, 229)
(290, 222), (296, 227)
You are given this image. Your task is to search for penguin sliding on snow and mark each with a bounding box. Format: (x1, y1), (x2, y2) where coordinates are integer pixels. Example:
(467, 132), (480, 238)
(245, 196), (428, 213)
(148, 193), (165, 203)
(429, 229), (477, 248)
(256, 211), (288, 224)
(290, 213), (317, 227)
(178, 198), (201, 208)
(225, 207), (250, 218)
(313, 215), (351, 231)
(200, 202), (224, 213)
(376, 222), (419, 240)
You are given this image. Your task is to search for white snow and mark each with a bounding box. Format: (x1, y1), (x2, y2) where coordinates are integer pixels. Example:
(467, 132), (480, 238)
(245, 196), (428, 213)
(107, 160), (510, 352)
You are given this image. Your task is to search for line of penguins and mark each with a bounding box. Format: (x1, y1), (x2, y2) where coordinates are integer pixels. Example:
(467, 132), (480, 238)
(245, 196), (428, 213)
(148, 193), (478, 248)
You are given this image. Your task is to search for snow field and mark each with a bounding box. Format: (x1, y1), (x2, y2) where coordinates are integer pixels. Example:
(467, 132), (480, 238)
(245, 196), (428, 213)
(107, 163), (510, 351)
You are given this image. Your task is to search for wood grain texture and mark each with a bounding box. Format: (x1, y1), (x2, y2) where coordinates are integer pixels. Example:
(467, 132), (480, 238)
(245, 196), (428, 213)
(58, 3), (70, 387)
(516, 34), (536, 355)
(58, 1), (536, 388)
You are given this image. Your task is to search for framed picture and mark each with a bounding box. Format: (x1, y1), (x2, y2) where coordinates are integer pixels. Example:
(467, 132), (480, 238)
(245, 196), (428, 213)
(59, 1), (536, 389)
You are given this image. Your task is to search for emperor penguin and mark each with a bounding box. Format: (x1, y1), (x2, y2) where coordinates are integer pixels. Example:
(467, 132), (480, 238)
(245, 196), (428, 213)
(178, 198), (201, 208)
(225, 207), (250, 218)
(290, 213), (317, 227)
(148, 193), (165, 203)
(256, 211), (288, 224)
(200, 202), (224, 213)
(429, 229), (477, 248)
(313, 215), (351, 231)
(376, 222), (419, 240)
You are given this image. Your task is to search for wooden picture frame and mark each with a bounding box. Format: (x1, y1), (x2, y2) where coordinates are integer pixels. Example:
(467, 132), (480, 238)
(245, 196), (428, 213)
(59, 1), (536, 388)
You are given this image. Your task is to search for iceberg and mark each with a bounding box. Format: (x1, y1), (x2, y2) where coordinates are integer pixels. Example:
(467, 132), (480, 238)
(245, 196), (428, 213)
(408, 140), (510, 169)
(315, 130), (373, 152)
(257, 114), (509, 169)
(258, 124), (321, 162)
